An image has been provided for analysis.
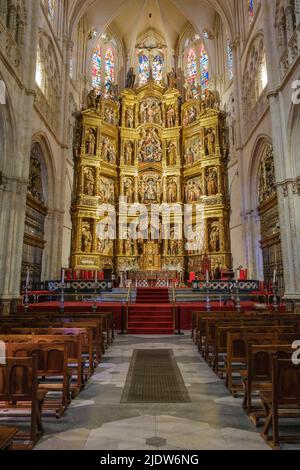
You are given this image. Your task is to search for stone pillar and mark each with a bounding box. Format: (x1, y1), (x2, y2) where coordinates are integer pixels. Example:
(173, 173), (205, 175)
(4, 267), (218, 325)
(0, 1), (40, 315)
(262, 0), (300, 308)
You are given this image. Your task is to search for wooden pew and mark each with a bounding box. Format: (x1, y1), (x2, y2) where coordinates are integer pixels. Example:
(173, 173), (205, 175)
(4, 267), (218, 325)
(225, 332), (285, 396)
(7, 342), (71, 418)
(260, 357), (300, 449)
(0, 427), (19, 450)
(0, 334), (84, 397)
(242, 343), (293, 425)
(0, 357), (46, 449)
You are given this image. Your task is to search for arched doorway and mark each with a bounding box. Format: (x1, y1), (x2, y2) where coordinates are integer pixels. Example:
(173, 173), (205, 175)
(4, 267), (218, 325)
(21, 142), (48, 288)
(257, 143), (284, 290)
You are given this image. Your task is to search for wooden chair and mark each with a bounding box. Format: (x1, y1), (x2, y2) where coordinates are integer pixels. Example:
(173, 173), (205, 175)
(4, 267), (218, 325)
(0, 357), (47, 449)
(260, 357), (300, 449)
(242, 344), (292, 426)
(7, 342), (71, 418)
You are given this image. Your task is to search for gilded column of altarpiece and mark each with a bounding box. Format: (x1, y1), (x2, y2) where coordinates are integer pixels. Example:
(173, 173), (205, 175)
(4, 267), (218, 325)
(71, 82), (231, 275)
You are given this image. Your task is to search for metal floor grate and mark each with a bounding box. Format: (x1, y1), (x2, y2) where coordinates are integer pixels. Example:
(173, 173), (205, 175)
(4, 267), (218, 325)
(121, 349), (191, 403)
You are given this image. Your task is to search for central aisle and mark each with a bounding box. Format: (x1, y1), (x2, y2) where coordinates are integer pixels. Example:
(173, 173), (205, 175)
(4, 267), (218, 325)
(36, 335), (269, 451)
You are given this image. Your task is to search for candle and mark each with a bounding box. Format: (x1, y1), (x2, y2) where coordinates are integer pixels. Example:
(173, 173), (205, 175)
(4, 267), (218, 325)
(95, 270), (97, 282)
(61, 268), (65, 283)
(273, 269), (277, 285)
(26, 267), (30, 288)
(206, 270), (209, 283)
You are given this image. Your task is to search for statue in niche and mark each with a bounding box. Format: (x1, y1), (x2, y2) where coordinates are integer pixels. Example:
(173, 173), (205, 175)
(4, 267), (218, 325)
(204, 128), (216, 155)
(167, 141), (177, 166)
(125, 67), (136, 89)
(189, 106), (197, 123)
(125, 107), (134, 128)
(101, 137), (109, 161)
(139, 98), (162, 125)
(167, 68), (177, 89)
(167, 178), (178, 203)
(185, 179), (202, 203)
(104, 106), (115, 125)
(84, 168), (94, 196)
(124, 141), (134, 165)
(85, 128), (96, 156)
(184, 146), (194, 165)
(138, 128), (162, 163)
(98, 177), (115, 204)
(86, 88), (97, 109)
(154, 101), (163, 125)
(82, 221), (93, 253)
(124, 177), (134, 203)
(28, 144), (44, 203)
(205, 168), (218, 196)
(166, 105), (176, 128)
(140, 174), (161, 204)
(210, 226), (220, 252)
(108, 142), (116, 164)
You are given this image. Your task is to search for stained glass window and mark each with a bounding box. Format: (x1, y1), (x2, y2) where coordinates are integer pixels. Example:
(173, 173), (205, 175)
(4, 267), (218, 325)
(187, 49), (197, 84)
(227, 36), (233, 80)
(92, 45), (102, 92)
(152, 55), (163, 84)
(105, 48), (115, 86)
(249, 0), (254, 25)
(200, 44), (209, 89)
(139, 54), (150, 86)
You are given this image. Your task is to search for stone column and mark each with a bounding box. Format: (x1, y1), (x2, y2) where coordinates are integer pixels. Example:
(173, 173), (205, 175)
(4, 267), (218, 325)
(0, 1), (40, 315)
(262, 0), (300, 307)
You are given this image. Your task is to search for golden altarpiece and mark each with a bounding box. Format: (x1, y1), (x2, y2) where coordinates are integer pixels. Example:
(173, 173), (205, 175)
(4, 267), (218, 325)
(71, 79), (231, 277)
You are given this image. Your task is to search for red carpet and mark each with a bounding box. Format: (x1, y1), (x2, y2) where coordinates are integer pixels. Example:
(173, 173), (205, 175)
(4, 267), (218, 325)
(127, 288), (174, 335)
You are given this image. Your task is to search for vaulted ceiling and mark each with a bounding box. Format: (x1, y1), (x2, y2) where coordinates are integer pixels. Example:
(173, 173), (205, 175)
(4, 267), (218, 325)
(68, 0), (236, 45)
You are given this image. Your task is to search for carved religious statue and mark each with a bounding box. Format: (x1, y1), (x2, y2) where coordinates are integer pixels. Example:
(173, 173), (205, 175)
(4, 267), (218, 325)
(124, 141), (134, 165)
(167, 178), (178, 203)
(85, 128), (96, 156)
(86, 88), (97, 109)
(125, 107), (134, 128)
(84, 168), (94, 196)
(185, 179), (202, 203)
(82, 221), (93, 253)
(185, 81), (195, 101)
(167, 141), (177, 166)
(210, 226), (220, 252)
(139, 98), (162, 125)
(98, 177), (115, 204)
(205, 168), (218, 196)
(204, 128), (216, 155)
(124, 177), (134, 203)
(140, 174), (161, 204)
(166, 105), (176, 128)
(125, 67), (136, 89)
(101, 137), (116, 163)
(138, 128), (162, 163)
(167, 68), (177, 89)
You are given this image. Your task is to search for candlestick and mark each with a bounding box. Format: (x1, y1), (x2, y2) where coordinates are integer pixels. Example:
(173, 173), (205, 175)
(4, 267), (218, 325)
(273, 269), (277, 285)
(61, 268), (65, 284)
(26, 267), (30, 288)
(206, 270), (209, 283)
(95, 270), (97, 283)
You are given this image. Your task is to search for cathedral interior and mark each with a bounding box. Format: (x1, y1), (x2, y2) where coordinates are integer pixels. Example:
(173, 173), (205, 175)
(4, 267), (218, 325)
(0, 0), (300, 454)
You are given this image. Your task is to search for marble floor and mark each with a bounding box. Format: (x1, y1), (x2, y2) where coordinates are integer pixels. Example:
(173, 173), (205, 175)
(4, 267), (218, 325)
(33, 334), (283, 451)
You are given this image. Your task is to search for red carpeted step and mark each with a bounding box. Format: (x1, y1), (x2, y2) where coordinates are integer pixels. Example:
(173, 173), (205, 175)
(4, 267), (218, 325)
(127, 327), (174, 335)
(128, 288), (174, 334)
